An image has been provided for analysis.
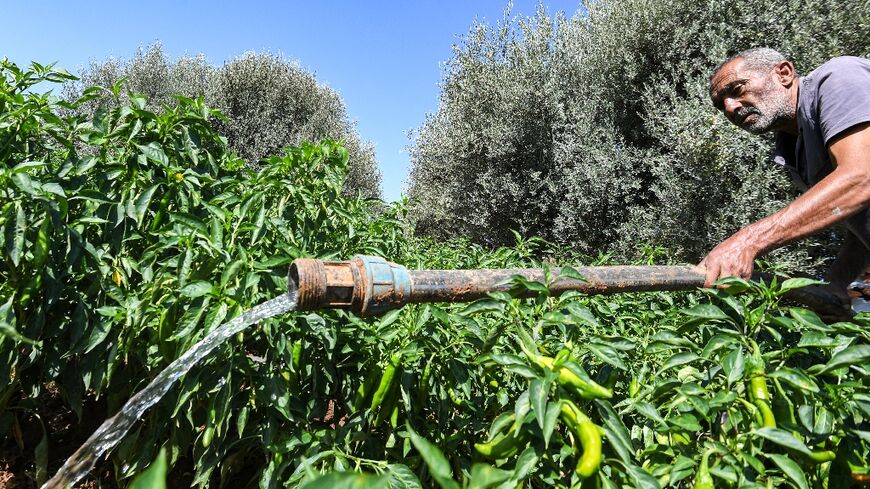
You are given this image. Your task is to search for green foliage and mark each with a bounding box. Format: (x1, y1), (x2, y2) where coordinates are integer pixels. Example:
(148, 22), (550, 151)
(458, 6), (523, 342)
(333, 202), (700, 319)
(407, 0), (870, 268)
(0, 59), (398, 485)
(63, 43), (382, 199)
(4, 58), (868, 489)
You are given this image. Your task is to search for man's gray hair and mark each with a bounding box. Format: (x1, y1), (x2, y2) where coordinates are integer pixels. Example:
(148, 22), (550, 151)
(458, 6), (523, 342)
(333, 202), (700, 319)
(709, 48), (796, 90)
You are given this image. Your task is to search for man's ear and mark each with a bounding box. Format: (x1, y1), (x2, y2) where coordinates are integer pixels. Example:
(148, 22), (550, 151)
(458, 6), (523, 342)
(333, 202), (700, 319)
(774, 60), (796, 87)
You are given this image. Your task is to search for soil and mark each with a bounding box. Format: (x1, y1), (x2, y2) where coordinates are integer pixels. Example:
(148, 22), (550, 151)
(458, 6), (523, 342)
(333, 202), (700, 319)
(0, 384), (116, 489)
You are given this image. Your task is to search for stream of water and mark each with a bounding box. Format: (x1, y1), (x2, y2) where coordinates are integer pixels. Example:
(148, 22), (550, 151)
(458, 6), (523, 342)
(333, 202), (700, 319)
(42, 291), (298, 489)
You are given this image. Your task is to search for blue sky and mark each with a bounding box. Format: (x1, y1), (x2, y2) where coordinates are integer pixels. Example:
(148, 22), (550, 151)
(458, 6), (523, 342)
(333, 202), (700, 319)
(1, 1), (582, 201)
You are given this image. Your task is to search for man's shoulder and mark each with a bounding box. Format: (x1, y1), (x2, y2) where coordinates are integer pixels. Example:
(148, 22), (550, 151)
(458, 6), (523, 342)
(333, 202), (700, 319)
(807, 56), (870, 79)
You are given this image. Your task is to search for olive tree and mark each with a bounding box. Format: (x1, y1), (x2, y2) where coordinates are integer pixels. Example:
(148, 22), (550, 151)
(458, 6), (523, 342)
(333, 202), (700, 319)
(65, 43), (381, 199)
(407, 0), (870, 267)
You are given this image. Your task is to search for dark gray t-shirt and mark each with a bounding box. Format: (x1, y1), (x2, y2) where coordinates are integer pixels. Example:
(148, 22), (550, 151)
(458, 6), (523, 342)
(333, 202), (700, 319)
(773, 56), (870, 248)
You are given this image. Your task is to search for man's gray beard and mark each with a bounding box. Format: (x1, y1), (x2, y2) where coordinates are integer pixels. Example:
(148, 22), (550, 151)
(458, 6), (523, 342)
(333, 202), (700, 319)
(741, 81), (793, 134)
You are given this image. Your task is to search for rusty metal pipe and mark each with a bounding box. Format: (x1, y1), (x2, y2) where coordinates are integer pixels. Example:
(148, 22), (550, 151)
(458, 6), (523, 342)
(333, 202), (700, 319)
(288, 255), (851, 318)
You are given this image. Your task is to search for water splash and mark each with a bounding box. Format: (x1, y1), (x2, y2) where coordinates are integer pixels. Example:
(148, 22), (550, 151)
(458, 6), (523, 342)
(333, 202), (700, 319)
(43, 291), (298, 489)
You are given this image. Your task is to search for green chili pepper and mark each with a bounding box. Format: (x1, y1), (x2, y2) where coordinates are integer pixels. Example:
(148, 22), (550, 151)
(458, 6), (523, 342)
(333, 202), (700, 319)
(291, 340), (303, 372)
(560, 400), (603, 478)
(693, 451), (715, 489)
(416, 354), (434, 408)
(806, 449), (836, 464)
(374, 374), (401, 427)
(149, 191), (171, 232)
(474, 417), (529, 460)
(753, 399), (777, 429)
(370, 352), (401, 412)
(32, 217), (50, 267)
(354, 368), (380, 411)
(520, 343), (612, 400)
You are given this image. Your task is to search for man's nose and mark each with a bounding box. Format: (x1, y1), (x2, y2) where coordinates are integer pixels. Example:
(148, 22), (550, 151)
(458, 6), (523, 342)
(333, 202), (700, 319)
(723, 99), (741, 120)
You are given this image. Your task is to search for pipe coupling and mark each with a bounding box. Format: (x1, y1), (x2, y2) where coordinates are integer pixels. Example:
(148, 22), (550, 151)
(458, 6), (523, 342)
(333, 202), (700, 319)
(289, 255), (411, 316)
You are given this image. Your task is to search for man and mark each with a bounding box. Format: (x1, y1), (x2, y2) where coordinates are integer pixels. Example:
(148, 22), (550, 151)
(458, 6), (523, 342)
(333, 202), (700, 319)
(701, 48), (870, 305)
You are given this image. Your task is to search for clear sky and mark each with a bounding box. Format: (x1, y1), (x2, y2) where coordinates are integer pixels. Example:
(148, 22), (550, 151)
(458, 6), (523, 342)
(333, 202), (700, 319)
(1, 1), (582, 201)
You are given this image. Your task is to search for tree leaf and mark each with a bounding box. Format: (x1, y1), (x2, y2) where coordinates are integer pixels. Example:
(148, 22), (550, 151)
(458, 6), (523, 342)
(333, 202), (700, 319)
(8, 203), (25, 267)
(594, 400), (633, 464)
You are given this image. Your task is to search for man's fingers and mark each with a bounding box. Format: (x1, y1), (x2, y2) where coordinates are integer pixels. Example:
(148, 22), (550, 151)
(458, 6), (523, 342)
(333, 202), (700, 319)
(704, 261), (720, 288)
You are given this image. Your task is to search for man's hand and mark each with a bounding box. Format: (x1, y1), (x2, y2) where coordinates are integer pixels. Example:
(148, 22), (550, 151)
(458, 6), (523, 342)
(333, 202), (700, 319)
(697, 230), (760, 287)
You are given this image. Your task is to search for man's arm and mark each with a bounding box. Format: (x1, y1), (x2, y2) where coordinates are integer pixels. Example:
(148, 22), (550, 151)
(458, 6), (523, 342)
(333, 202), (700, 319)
(698, 122), (870, 287)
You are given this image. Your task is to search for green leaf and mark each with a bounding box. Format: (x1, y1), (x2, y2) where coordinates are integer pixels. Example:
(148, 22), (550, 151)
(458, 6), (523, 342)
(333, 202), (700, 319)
(180, 281), (214, 298)
(170, 212), (209, 236)
(137, 143), (169, 165)
(558, 266), (586, 281)
(721, 346), (744, 387)
(129, 448), (168, 489)
(203, 302), (228, 334)
(797, 330), (840, 348)
(529, 378), (549, 430)
(0, 298), (40, 346)
(407, 426), (460, 489)
(660, 352), (699, 373)
(8, 203), (25, 267)
(753, 427), (816, 456)
(681, 303), (731, 321)
(220, 259), (246, 288)
(460, 299), (505, 316)
(541, 401), (561, 448)
(625, 464), (662, 489)
(779, 277), (826, 294)
(134, 184), (160, 223)
(818, 345), (870, 374)
(300, 472), (388, 489)
(768, 367), (819, 393)
(12, 161), (46, 173)
(789, 308), (829, 331)
(634, 401), (667, 429)
(511, 446), (540, 481)
(587, 342), (627, 370)
(467, 464), (513, 489)
(386, 464), (423, 489)
(767, 453), (808, 489)
(35, 424), (48, 487)
(594, 400), (633, 464)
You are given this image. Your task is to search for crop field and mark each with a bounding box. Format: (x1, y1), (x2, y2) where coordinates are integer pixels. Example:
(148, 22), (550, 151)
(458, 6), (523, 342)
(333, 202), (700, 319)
(1, 61), (869, 489)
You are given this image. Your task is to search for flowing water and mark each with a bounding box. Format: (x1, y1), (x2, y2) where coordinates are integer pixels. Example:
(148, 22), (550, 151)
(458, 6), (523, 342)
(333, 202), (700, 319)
(42, 291), (298, 489)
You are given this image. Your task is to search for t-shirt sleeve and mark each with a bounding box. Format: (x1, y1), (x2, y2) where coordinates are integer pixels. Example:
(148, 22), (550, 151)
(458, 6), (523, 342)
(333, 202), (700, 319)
(815, 57), (870, 145)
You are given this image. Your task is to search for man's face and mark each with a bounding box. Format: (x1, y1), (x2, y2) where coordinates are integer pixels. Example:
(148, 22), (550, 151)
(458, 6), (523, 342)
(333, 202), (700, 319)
(709, 59), (793, 134)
